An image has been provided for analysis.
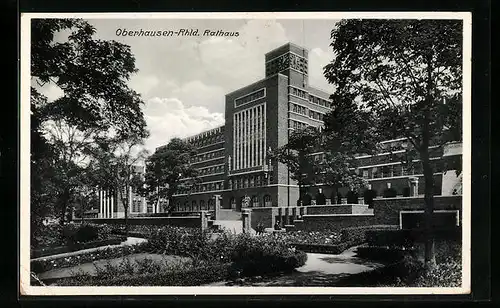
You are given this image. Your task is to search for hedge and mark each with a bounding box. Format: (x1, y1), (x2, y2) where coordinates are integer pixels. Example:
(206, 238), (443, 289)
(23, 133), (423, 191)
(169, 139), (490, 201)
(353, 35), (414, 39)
(31, 236), (126, 259)
(365, 228), (462, 248)
(58, 263), (233, 286)
(340, 225), (399, 243)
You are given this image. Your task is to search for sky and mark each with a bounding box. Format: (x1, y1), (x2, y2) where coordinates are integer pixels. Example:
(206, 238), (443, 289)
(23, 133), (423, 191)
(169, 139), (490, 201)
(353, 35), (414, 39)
(36, 18), (340, 152)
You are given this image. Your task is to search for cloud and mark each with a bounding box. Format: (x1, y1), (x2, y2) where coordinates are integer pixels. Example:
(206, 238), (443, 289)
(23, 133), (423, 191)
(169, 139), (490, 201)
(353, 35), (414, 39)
(143, 97), (224, 152)
(308, 47), (336, 93)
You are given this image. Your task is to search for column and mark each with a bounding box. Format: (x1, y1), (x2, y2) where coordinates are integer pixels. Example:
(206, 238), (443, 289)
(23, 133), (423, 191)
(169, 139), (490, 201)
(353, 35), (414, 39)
(233, 113), (236, 171)
(409, 176), (419, 197)
(99, 189), (103, 218)
(110, 191), (114, 218)
(263, 105), (266, 163)
(242, 209), (252, 233)
(129, 186), (133, 214)
(250, 108), (254, 167)
(200, 210), (209, 231)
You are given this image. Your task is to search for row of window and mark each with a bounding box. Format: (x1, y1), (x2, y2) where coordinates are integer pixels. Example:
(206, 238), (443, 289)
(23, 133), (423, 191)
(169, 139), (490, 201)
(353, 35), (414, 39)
(289, 102), (308, 115)
(234, 88), (266, 108)
(191, 149), (224, 163)
(175, 199), (216, 212)
(359, 161), (443, 179)
(228, 173), (271, 190)
(198, 164), (224, 176)
(229, 195), (273, 208)
(188, 133), (224, 148)
(309, 94), (332, 109)
(289, 119), (309, 130)
(178, 181), (224, 195)
(309, 110), (324, 121)
(289, 86), (308, 100)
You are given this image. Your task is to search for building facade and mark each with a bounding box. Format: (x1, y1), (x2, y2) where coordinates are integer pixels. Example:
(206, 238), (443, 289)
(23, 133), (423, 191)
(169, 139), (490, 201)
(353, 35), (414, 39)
(100, 42), (462, 217)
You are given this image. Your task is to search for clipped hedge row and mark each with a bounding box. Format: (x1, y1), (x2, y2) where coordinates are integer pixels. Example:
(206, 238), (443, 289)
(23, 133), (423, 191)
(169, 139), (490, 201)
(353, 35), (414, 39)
(31, 236), (126, 259)
(32, 223), (115, 250)
(59, 262), (233, 286)
(340, 225), (399, 243)
(31, 242), (150, 273)
(365, 227), (462, 248)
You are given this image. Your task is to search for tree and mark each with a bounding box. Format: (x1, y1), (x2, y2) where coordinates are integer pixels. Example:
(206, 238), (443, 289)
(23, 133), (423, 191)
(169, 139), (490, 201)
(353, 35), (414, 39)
(30, 18), (149, 236)
(320, 94), (380, 199)
(271, 127), (323, 205)
(324, 19), (463, 265)
(90, 137), (149, 237)
(143, 138), (200, 214)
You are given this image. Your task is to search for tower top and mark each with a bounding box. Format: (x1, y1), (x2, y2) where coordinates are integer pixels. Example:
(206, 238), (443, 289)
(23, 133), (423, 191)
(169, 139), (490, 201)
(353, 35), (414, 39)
(264, 42), (309, 80)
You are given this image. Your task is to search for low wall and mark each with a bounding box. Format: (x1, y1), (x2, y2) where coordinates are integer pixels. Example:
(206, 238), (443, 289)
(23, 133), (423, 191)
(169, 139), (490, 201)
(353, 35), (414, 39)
(250, 208), (276, 229)
(373, 195), (462, 225)
(216, 209), (242, 221)
(85, 216), (202, 228)
(306, 204), (369, 215)
(294, 214), (376, 232)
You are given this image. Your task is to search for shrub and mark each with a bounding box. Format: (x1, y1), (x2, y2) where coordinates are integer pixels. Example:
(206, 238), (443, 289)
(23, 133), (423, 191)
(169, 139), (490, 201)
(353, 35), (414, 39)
(59, 258), (232, 286)
(340, 225), (399, 244)
(230, 233), (307, 276)
(365, 229), (416, 248)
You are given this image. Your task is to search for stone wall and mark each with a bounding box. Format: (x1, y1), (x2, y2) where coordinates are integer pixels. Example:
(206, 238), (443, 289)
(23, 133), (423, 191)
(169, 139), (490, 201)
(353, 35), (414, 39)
(85, 216), (202, 228)
(306, 204), (369, 215)
(294, 214), (376, 232)
(373, 195), (462, 225)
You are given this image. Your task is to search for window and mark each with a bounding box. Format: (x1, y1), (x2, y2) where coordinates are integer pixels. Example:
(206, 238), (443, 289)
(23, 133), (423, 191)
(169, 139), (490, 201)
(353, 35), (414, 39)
(251, 196), (259, 207)
(264, 195), (272, 207)
(208, 199), (215, 210)
(363, 169), (369, 179)
(191, 200), (197, 211)
(230, 197), (236, 210)
(183, 201), (189, 211)
(200, 200), (206, 210)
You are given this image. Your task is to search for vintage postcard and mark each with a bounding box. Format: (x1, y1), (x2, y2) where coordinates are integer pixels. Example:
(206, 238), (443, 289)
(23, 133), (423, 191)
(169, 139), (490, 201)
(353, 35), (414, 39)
(20, 12), (471, 296)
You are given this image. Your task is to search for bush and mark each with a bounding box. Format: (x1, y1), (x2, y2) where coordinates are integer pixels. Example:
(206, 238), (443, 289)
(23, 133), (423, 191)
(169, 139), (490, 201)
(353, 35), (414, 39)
(340, 225), (399, 244)
(31, 242), (150, 273)
(230, 233), (307, 276)
(60, 261), (232, 286)
(365, 229), (416, 248)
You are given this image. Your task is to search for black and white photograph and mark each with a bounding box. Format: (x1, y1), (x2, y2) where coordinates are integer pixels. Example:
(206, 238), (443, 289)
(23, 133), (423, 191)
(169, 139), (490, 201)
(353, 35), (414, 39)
(20, 12), (471, 295)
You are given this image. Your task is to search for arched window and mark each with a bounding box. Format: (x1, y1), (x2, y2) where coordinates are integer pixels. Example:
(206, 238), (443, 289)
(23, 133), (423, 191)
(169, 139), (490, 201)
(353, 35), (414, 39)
(200, 200), (206, 210)
(208, 199), (215, 210)
(183, 201), (189, 211)
(191, 200), (197, 211)
(251, 195), (259, 208)
(264, 195), (272, 207)
(230, 197), (236, 210)
(240, 196), (246, 208)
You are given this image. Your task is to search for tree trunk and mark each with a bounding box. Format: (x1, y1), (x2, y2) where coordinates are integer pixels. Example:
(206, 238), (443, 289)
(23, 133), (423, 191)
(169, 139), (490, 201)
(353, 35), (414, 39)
(421, 51), (436, 266)
(421, 148), (436, 266)
(124, 187), (129, 238)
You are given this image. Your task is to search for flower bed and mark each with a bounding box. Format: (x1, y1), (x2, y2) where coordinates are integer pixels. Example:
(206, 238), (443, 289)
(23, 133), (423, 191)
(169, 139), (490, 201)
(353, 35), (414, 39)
(31, 223), (115, 250)
(57, 258), (233, 286)
(272, 230), (342, 246)
(31, 242), (150, 273)
(31, 236), (126, 259)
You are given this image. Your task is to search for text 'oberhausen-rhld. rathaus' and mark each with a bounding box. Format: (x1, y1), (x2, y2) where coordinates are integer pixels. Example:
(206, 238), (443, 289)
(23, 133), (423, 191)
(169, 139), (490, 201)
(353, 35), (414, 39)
(95, 43), (463, 225)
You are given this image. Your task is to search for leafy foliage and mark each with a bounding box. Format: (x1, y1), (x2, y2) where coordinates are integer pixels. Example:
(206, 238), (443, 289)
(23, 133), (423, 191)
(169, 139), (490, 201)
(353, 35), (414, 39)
(323, 19), (463, 263)
(30, 19), (149, 243)
(143, 138), (200, 213)
(270, 127), (324, 200)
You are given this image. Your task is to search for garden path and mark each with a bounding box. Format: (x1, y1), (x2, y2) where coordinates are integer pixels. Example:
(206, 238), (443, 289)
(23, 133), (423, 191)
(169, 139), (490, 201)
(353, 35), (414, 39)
(206, 246), (384, 286)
